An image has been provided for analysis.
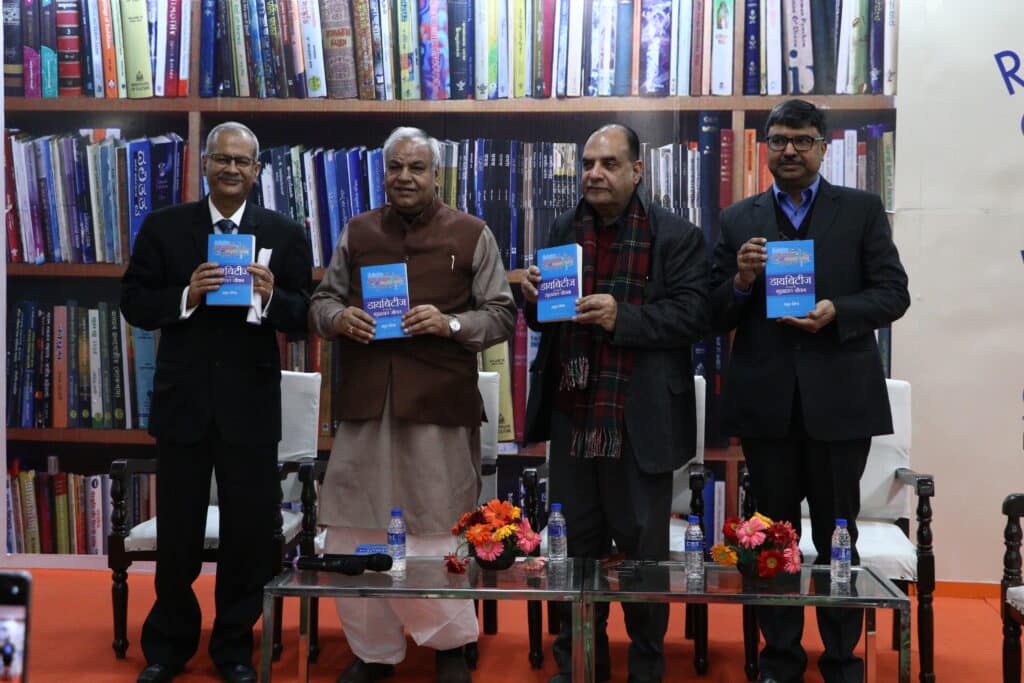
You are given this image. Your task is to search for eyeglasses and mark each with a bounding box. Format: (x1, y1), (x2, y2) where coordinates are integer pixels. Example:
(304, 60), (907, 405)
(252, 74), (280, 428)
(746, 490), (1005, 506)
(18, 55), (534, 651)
(206, 153), (255, 169)
(766, 135), (825, 152)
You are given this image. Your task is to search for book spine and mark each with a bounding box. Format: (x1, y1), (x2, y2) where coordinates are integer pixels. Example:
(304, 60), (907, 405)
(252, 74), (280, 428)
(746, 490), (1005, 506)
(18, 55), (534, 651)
(320, 0), (358, 98)
(243, 0), (265, 97)
(253, 0), (275, 96)
(741, 0), (758, 94)
(20, 471), (41, 553)
(87, 308), (102, 428)
(709, 0), (734, 95)
(36, 472), (54, 553)
(449, 0), (471, 99)
(98, 301), (113, 428)
(66, 300), (79, 427)
(76, 302), (91, 425)
(472, 0), (487, 98)
(52, 304), (68, 428)
(867, 0), (883, 94)
(349, 0), (375, 98)
(264, 0), (290, 95)
(394, 0), (421, 99)
(688, 0), (703, 96)
(227, 0), (250, 95)
(377, 0), (394, 100)
(196, 0), (215, 95)
(120, 0), (154, 97)
(108, 0), (128, 97)
(109, 305), (126, 428)
(176, 0), (191, 94)
(39, 0), (57, 96)
(22, 0), (42, 97)
(297, 0), (324, 96)
(4, 0), (24, 96)
(214, 0), (235, 94)
(845, 0), (868, 94)
(4, 134), (23, 262)
(163, 0), (182, 95)
(53, 472), (70, 554)
(55, 0), (81, 95)
(512, 308), (527, 442)
(96, 0), (118, 97)
(781, 0), (813, 95)
(882, 0), (896, 95)
(285, 0), (306, 96)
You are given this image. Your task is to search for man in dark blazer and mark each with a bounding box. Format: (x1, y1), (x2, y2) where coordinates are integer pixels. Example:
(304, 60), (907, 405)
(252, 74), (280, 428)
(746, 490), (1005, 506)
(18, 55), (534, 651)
(522, 124), (709, 683)
(121, 122), (312, 683)
(710, 99), (910, 683)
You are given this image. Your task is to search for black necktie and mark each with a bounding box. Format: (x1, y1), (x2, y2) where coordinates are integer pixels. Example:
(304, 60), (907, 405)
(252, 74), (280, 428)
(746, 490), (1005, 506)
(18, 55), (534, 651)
(215, 218), (237, 234)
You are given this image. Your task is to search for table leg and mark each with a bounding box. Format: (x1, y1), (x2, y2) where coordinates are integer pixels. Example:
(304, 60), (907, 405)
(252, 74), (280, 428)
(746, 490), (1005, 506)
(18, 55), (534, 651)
(898, 603), (911, 683)
(298, 596), (310, 683)
(260, 592), (275, 683)
(864, 608), (876, 683)
(572, 600), (594, 683)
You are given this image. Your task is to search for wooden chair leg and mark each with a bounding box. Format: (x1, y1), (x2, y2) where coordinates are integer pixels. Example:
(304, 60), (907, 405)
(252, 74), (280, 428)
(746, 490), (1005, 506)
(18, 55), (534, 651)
(272, 595), (284, 661)
(890, 580), (908, 651)
(111, 567), (129, 659)
(309, 596), (320, 663)
(692, 604), (708, 676)
(742, 605), (759, 682)
(482, 599), (498, 635)
(547, 601), (560, 635)
(1004, 613), (1022, 683)
(527, 600), (543, 668)
(684, 604), (694, 639)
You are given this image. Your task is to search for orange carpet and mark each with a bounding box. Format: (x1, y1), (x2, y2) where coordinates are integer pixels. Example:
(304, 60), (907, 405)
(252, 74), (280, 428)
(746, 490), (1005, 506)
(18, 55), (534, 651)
(23, 568), (1001, 681)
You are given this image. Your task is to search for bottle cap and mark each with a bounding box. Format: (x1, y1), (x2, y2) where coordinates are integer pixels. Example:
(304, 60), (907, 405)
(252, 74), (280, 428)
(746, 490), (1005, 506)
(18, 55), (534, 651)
(550, 503), (562, 512)
(836, 518), (847, 527)
(688, 515), (700, 524)
(391, 509), (402, 516)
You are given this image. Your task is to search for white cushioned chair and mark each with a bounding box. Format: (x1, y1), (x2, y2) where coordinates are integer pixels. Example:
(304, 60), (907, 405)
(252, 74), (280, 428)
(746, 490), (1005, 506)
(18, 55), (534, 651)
(741, 378), (935, 682)
(108, 370), (322, 661)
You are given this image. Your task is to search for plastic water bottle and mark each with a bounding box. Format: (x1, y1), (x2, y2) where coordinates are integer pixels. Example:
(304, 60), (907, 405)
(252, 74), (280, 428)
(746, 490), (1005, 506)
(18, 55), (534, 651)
(387, 509), (407, 574)
(548, 503), (567, 562)
(684, 515), (704, 579)
(830, 518), (852, 584)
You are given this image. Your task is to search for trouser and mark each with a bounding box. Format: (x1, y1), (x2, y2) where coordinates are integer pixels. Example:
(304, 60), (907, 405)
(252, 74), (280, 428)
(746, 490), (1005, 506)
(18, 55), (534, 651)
(742, 428), (871, 683)
(142, 427), (281, 670)
(327, 527), (479, 665)
(547, 411), (673, 683)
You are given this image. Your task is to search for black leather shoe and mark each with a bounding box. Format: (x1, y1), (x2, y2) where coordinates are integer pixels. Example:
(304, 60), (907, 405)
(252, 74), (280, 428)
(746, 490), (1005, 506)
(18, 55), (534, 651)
(137, 663), (176, 683)
(337, 658), (396, 683)
(435, 647), (472, 683)
(217, 663), (256, 683)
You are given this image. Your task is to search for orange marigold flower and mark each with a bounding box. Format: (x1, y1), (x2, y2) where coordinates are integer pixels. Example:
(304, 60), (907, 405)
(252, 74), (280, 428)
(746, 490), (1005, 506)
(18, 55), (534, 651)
(465, 524), (493, 546)
(483, 499), (518, 525)
(711, 543), (738, 567)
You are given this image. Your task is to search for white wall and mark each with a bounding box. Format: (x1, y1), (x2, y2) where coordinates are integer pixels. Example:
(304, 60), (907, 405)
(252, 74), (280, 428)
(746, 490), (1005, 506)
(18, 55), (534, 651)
(894, 0), (1024, 582)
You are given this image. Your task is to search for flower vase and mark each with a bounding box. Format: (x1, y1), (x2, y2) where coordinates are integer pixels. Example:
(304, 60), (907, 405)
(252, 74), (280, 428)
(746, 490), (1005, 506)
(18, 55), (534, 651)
(472, 547), (517, 571)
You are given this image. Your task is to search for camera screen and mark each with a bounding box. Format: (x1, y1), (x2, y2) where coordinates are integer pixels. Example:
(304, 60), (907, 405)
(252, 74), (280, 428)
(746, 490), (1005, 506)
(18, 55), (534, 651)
(0, 605), (26, 681)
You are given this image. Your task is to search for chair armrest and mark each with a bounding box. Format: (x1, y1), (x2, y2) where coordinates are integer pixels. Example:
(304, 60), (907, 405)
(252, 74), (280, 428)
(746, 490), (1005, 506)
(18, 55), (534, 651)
(1004, 493), (1024, 519)
(895, 467), (935, 497)
(1004, 495), (1024, 599)
(109, 459), (156, 540)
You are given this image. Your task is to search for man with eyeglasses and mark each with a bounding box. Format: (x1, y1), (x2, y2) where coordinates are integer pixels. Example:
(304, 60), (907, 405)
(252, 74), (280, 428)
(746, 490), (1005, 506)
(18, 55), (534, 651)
(122, 121), (313, 683)
(710, 99), (909, 683)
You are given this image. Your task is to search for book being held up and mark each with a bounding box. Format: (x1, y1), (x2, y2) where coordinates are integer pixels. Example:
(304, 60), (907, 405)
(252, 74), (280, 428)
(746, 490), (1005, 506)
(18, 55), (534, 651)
(360, 263), (410, 340)
(536, 243), (584, 323)
(206, 234), (256, 306)
(765, 240), (816, 318)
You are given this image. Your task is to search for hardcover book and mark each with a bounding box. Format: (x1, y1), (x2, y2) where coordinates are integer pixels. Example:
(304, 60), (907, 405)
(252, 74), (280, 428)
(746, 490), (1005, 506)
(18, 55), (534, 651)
(765, 239), (815, 318)
(360, 262), (410, 340)
(536, 242), (582, 323)
(206, 233), (256, 306)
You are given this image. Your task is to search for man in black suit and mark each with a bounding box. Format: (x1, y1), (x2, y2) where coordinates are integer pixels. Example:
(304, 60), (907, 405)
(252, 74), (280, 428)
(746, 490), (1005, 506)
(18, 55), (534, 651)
(522, 124), (709, 683)
(711, 99), (910, 683)
(121, 122), (312, 683)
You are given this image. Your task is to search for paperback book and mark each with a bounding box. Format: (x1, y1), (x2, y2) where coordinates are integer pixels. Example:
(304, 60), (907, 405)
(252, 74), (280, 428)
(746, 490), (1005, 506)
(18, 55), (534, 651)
(765, 239), (815, 318)
(360, 262), (410, 340)
(206, 233), (256, 306)
(536, 243), (583, 323)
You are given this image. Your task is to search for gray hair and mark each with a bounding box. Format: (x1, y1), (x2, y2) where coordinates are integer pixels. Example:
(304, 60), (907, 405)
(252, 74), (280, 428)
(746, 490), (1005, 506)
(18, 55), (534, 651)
(382, 126), (441, 171)
(206, 121), (260, 159)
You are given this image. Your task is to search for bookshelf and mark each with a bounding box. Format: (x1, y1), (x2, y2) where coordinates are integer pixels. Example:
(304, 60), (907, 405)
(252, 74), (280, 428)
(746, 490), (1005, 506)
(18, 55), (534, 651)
(3, 0), (898, 565)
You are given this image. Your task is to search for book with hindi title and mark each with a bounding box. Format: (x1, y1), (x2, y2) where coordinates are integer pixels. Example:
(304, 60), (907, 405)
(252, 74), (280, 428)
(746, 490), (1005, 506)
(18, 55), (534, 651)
(765, 239), (815, 318)
(360, 262), (410, 340)
(536, 242), (583, 323)
(206, 233), (255, 306)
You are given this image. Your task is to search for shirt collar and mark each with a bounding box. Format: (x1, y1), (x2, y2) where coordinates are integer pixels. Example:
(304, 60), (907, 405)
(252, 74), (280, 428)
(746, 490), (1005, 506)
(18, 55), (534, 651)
(772, 175), (821, 207)
(208, 197), (246, 227)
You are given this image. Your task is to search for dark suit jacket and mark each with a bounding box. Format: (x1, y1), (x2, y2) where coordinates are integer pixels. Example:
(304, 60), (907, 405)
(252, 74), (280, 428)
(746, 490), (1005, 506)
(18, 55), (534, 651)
(524, 194), (710, 474)
(120, 199), (312, 446)
(710, 179), (910, 441)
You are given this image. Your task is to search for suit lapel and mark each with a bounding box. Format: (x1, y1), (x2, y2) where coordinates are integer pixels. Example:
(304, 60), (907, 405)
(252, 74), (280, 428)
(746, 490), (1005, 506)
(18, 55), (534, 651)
(804, 178), (840, 241)
(751, 189), (778, 241)
(190, 198), (212, 264)
(238, 201), (262, 239)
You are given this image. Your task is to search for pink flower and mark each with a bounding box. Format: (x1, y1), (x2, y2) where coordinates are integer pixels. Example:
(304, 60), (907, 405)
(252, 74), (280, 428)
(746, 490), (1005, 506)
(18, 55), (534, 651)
(736, 516), (768, 549)
(474, 540), (504, 561)
(783, 544), (801, 573)
(516, 518), (541, 554)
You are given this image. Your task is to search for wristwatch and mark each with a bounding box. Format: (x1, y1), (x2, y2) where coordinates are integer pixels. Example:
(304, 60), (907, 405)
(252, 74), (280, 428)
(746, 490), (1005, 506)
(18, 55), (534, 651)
(447, 315), (462, 336)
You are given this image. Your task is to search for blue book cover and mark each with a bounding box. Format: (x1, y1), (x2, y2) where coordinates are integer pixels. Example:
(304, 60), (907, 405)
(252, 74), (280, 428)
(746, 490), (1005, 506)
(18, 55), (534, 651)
(536, 243), (582, 322)
(366, 148), (385, 209)
(360, 263), (410, 340)
(742, 0), (760, 95)
(206, 234), (256, 306)
(130, 325), (156, 429)
(126, 137), (152, 255)
(198, 0), (217, 96)
(765, 240), (815, 318)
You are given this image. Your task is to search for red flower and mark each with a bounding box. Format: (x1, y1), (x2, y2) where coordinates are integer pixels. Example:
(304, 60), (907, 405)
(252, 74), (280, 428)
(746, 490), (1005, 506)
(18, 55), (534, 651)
(444, 553), (469, 574)
(765, 521), (797, 548)
(757, 549), (785, 578)
(723, 517), (742, 543)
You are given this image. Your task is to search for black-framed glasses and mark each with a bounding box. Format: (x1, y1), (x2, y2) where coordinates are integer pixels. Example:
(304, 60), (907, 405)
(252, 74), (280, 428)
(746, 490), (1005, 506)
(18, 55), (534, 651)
(766, 135), (825, 152)
(206, 153), (255, 169)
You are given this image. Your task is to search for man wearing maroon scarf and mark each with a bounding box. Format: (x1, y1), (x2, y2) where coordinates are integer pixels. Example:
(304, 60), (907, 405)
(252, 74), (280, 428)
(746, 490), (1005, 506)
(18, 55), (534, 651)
(522, 124), (710, 683)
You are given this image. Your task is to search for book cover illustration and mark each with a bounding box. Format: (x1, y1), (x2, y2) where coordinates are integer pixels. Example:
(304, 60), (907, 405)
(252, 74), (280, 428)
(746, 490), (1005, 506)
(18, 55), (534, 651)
(206, 233), (255, 306)
(765, 239), (815, 318)
(536, 242), (583, 323)
(360, 262), (410, 340)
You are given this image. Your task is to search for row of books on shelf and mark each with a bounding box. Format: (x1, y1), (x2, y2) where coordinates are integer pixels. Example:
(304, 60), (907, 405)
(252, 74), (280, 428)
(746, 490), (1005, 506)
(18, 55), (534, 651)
(2, 0), (194, 97)
(2, 0), (899, 100)
(3, 460), (151, 555)
(6, 300), (157, 431)
(4, 128), (188, 265)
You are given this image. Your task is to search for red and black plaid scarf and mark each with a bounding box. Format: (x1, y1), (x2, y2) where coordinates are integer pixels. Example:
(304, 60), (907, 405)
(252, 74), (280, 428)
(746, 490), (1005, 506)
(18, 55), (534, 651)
(560, 193), (651, 459)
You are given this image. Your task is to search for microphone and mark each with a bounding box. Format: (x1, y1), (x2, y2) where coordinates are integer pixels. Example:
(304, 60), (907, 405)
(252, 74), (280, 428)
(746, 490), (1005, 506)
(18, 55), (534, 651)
(294, 553), (394, 576)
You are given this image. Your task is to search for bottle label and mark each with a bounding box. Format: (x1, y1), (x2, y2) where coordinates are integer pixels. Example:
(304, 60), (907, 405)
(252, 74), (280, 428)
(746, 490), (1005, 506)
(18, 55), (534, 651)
(831, 546), (851, 562)
(685, 538), (703, 552)
(548, 524), (564, 538)
(387, 532), (406, 546)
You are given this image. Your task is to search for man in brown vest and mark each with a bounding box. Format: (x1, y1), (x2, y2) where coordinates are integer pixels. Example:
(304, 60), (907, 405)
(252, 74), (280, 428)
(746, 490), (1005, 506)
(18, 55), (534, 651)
(309, 127), (516, 683)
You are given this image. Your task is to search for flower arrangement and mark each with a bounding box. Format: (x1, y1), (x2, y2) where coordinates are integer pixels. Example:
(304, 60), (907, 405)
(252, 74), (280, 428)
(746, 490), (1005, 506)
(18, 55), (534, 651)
(710, 512), (801, 579)
(445, 499), (542, 573)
